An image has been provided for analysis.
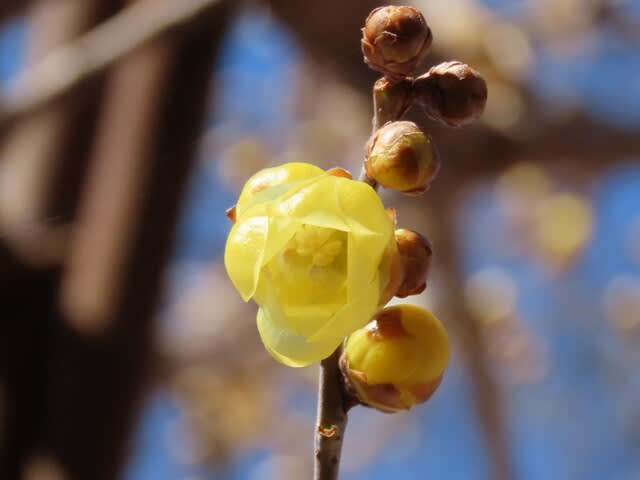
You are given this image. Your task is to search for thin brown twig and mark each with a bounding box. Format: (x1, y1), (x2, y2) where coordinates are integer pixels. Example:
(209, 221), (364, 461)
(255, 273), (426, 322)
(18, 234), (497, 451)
(360, 76), (413, 189)
(313, 165), (373, 480)
(0, 0), (225, 138)
(315, 71), (409, 479)
(314, 347), (348, 480)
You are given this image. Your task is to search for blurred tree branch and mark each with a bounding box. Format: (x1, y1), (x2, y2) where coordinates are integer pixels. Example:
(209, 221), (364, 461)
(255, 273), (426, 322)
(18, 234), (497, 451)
(0, 0), (227, 138)
(0, 1), (121, 477)
(0, 0), (119, 267)
(429, 188), (516, 480)
(0, 0), (27, 25)
(420, 108), (640, 185)
(267, 0), (382, 92)
(0, 1), (235, 479)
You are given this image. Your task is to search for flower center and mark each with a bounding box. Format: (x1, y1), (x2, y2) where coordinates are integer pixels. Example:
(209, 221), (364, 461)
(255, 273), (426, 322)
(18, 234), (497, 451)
(293, 224), (343, 267)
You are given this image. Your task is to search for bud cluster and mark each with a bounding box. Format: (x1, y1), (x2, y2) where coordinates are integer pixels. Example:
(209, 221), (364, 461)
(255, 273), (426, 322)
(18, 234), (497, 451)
(337, 4), (490, 414)
(361, 5), (487, 194)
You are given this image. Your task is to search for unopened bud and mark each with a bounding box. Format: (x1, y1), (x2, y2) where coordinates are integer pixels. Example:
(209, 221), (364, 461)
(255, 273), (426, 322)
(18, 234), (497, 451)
(365, 121), (439, 195)
(361, 6), (432, 82)
(395, 229), (432, 297)
(413, 61), (487, 127)
(341, 304), (449, 413)
(373, 77), (413, 127)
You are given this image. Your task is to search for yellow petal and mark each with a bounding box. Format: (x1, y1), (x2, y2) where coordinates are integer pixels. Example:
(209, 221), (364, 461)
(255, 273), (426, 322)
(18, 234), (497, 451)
(224, 216), (268, 301)
(260, 216), (299, 268)
(307, 290), (379, 345)
(254, 270), (346, 339)
(274, 175), (351, 232)
(334, 178), (394, 311)
(257, 307), (339, 367)
(334, 176), (393, 238)
(345, 232), (387, 303)
(236, 163), (324, 218)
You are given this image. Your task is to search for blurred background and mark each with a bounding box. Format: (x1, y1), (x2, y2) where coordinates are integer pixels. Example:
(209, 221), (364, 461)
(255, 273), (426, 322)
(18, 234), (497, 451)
(0, 0), (639, 479)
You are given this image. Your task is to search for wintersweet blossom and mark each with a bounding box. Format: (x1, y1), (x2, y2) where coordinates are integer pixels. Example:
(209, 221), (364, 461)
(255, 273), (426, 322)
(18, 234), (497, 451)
(225, 163), (400, 367)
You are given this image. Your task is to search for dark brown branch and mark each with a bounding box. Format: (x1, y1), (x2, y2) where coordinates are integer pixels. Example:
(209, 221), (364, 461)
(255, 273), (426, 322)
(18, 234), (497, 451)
(315, 347), (348, 480)
(0, 1), (118, 476)
(0, 0), (226, 138)
(0, 0), (27, 25)
(427, 109), (640, 183)
(0, 1), (117, 266)
(50, 6), (233, 476)
(0, 2), (235, 479)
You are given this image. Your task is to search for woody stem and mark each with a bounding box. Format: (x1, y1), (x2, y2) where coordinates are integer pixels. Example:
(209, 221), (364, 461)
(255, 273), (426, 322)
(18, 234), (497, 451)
(314, 346), (348, 480)
(361, 76), (411, 189)
(314, 72), (409, 479)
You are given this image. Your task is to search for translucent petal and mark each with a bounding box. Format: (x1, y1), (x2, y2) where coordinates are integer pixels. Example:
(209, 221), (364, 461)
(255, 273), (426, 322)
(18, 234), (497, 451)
(257, 307), (338, 367)
(345, 232), (386, 302)
(236, 163), (324, 219)
(273, 176), (349, 231)
(260, 216), (298, 267)
(254, 224), (348, 337)
(255, 271), (346, 338)
(334, 177), (393, 238)
(306, 288), (379, 345)
(336, 181), (395, 317)
(224, 216), (268, 301)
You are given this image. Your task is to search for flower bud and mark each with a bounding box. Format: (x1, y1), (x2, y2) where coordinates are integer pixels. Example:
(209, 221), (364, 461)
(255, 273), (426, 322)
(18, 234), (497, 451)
(365, 121), (439, 195)
(341, 304), (449, 412)
(413, 61), (487, 127)
(361, 6), (432, 82)
(395, 229), (432, 297)
(373, 77), (413, 126)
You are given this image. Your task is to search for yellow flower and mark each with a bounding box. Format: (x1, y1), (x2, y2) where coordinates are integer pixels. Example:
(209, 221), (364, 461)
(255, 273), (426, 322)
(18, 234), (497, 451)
(341, 304), (449, 412)
(225, 163), (400, 367)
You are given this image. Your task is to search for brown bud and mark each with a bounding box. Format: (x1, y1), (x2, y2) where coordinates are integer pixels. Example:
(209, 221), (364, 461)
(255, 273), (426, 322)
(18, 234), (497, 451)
(365, 121), (439, 195)
(225, 206), (237, 223)
(373, 77), (413, 127)
(361, 6), (432, 82)
(413, 61), (487, 127)
(395, 229), (432, 297)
